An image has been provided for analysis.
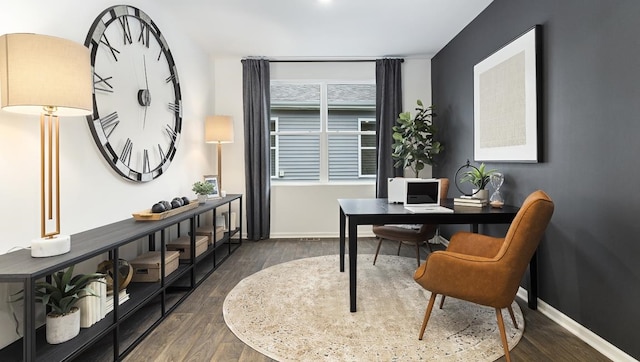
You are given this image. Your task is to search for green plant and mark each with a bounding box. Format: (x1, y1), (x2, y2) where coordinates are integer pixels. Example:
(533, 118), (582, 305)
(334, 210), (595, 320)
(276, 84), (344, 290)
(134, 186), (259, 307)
(13, 266), (104, 316)
(392, 100), (444, 177)
(459, 162), (497, 190)
(192, 181), (214, 195)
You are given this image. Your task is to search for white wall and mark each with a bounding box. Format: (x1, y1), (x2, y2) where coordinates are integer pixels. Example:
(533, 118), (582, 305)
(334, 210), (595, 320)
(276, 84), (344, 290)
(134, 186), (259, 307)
(212, 58), (432, 238)
(0, 0), (212, 348)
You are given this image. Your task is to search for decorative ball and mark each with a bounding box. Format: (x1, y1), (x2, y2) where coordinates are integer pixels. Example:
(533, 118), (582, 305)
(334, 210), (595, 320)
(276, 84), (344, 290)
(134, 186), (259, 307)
(181, 197), (190, 205)
(160, 200), (172, 210)
(171, 199), (181, 209)
(172, 197), (184, 207)
(97, 259), (133, 292)
(151, 203), (166, 213)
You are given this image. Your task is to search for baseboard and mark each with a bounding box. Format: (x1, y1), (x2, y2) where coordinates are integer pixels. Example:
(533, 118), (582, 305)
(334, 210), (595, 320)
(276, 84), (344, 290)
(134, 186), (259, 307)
(268, 232), (376, 239)
(516, 288), (637, 361)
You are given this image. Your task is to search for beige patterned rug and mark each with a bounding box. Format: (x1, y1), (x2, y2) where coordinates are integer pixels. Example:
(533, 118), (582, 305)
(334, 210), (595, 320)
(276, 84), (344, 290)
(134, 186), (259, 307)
(223, 254), (524, 361)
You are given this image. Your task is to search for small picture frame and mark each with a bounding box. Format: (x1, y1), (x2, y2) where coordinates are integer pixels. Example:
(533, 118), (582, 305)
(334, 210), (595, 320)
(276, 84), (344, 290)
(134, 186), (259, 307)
(203, 175), (220, 198)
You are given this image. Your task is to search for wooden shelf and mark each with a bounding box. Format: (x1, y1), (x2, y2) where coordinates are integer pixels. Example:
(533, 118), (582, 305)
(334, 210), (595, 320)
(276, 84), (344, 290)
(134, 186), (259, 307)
(0, 194), (243, 362)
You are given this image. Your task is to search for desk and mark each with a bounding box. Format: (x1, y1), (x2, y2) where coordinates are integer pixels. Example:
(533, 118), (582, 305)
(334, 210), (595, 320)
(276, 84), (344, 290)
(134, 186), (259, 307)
(338, 198), (534, 312)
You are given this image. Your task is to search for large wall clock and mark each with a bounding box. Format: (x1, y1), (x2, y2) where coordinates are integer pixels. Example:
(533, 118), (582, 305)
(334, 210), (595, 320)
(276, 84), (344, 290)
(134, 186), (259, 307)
(85, 5), (182, 182)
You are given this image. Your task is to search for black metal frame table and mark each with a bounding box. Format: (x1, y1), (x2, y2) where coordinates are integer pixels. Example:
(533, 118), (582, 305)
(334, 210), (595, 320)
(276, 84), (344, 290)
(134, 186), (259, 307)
(338, 198), (532, 312)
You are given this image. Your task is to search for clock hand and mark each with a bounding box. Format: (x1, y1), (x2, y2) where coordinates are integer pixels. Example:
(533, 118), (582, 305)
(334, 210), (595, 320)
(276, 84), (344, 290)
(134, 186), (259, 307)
(137, 55), (151, 129)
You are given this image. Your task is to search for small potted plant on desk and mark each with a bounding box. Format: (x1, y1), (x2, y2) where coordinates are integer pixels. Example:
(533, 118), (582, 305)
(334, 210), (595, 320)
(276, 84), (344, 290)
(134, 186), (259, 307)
(13, 266), (104, 344)
(192, 181), (214, 204)
(459, 162), (497, 201)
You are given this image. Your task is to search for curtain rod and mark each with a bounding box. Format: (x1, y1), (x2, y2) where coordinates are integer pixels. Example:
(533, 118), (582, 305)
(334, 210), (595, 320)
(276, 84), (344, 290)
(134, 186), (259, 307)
(259, 59), (404, 63)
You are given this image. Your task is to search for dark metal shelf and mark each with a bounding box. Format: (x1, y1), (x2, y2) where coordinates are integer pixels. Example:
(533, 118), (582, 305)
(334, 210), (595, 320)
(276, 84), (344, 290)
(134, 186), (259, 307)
(0, 194), (243, 361)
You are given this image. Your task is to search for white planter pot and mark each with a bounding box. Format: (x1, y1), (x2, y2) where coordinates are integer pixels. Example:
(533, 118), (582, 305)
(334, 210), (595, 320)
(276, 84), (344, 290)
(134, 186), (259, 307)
(472, 188), (489, 201)
(46, 307), (80, 344)
(197, 194), (207, 204)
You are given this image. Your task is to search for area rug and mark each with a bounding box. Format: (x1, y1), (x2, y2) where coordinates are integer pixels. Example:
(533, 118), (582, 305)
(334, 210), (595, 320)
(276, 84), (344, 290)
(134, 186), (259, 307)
(223, 254), (524, 361)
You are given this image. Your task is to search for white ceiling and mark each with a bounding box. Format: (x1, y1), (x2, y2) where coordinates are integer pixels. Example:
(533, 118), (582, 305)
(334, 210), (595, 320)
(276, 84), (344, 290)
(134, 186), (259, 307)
(154, 0), (493, 59)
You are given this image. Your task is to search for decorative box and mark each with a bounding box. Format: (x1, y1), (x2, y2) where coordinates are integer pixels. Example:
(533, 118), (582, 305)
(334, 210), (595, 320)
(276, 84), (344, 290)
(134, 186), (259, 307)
(194, 225), (225, 245)
(130, 250), (180, 283)
(166, 235), (208, 260)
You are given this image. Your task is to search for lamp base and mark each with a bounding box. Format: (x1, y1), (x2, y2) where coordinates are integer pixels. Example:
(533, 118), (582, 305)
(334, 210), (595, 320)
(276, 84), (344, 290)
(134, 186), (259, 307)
(31, 234), (71, 257)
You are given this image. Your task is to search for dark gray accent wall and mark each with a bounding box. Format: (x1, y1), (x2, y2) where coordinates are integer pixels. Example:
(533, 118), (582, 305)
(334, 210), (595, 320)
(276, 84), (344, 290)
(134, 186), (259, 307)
(432, 0), (640, 358)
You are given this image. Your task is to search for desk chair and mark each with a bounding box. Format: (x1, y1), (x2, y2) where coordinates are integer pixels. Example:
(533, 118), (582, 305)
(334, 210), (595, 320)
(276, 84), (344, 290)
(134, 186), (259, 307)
(372, 178), (449, 267)
(413, 190), (554, 362)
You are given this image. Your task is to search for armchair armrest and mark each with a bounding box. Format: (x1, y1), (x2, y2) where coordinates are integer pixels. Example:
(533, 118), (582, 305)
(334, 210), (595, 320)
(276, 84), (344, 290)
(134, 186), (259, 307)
(447, 231), (505, 258)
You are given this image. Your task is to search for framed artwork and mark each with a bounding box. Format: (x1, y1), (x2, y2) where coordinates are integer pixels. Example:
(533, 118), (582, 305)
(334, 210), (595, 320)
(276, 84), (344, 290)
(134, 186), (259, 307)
(473, 25), (541, 162)
(203, 175), (220, 198)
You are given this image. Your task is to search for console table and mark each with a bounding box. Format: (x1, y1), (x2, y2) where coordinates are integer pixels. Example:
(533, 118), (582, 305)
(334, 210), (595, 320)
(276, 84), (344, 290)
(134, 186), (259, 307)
(0, 194), (242, 361)
(338, 198), (530, 312)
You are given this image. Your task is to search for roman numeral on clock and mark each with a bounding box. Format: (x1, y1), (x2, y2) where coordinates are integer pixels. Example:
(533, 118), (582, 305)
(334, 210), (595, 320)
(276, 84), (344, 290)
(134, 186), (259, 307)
(165, 125), (177, 141)
(143, 149), (150, 173)
(121, 138), (133, 166)
(118, 16), (132, 45)
(94, 73), (113, 93)
(138, 21), (150, 47)
(100, 112), (119, 138)
(100, 34), (120, 61)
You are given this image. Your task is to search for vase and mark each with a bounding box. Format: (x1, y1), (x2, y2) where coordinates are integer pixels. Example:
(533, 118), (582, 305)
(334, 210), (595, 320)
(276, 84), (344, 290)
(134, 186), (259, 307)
(46, 307), (80, 344)
(197, 194), (207, 204)
(472, 188), (489, 202)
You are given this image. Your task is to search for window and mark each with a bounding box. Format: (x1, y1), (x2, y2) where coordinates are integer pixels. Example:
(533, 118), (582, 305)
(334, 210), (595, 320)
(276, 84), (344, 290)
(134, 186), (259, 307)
(270, 82), (376, 182)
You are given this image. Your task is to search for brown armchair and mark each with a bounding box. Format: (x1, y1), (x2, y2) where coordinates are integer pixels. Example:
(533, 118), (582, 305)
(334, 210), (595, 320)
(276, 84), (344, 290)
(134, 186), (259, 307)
(372, 178), (449, 267)
(413, 190), (554, 362)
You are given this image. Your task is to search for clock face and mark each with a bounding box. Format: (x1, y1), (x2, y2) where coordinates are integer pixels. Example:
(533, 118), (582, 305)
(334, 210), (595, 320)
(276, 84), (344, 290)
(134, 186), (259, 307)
(85, 5), (182, 182)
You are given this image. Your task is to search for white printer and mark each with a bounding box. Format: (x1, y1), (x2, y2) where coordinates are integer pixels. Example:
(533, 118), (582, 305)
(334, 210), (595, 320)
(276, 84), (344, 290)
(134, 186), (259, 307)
(387, 177), (422, 203)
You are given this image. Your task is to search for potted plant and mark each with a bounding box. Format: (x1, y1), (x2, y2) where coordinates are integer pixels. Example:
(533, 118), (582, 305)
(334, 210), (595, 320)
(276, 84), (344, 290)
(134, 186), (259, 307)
(13, 266), (104, 344)
(192, 181), (214, 204)
(459, 162), (497, 201)
(392, 100), (444, 177)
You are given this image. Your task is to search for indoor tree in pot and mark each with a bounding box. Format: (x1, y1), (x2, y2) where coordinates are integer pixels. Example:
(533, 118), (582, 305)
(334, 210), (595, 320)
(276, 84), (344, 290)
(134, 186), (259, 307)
(392, 100), (444, 177)
(192, 181), (214, 204)
(13, 266), (104, 344)
(459, 162), (497, 201)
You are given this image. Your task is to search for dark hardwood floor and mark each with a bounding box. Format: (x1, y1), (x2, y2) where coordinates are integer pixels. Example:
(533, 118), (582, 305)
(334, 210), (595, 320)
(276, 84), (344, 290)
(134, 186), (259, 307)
(125, 238), (611, 362)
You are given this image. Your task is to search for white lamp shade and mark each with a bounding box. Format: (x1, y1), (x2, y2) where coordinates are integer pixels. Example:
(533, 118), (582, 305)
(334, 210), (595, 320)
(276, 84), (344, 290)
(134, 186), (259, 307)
(0, 33), (93, 116)
(205, 115), (234, 143)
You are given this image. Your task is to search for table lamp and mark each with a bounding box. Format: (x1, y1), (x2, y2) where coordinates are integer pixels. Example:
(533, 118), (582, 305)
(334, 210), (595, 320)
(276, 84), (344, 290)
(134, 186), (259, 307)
(205, 115), (234, 190)
(0, 33), (93, 257)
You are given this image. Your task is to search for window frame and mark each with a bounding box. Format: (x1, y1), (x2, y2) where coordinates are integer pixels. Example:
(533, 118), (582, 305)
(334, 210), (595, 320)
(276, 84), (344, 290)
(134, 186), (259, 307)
(270, 80), (376, 184)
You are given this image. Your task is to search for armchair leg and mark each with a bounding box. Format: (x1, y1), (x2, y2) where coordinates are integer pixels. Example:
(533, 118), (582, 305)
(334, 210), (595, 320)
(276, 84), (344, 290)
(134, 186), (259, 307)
(419, 293), (438, 340)
(414, 242), (421, 267)
(507, 305), (518, 329)
(397, 241), (402, 256)
(373, 237), (383, 265)
(439, 295), (446, 309)
(495, 308), (512, 362)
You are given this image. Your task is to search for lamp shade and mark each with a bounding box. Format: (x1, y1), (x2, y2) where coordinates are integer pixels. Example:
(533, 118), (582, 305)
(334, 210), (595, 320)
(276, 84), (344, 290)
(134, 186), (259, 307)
(205, 115), (234, 143)
(0, 33), (93, 116)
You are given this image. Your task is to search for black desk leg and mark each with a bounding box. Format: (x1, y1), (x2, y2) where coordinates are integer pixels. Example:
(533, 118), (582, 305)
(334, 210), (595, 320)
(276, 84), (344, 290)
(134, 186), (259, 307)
(529, 251), (538, 309)
(340, 208), (346, 272)
(349, 220), (358, 312)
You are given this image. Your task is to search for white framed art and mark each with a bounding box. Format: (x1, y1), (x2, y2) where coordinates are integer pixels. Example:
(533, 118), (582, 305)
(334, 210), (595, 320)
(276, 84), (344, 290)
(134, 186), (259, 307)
(203, 175), (220, 198)
(473, 25), (541, 162)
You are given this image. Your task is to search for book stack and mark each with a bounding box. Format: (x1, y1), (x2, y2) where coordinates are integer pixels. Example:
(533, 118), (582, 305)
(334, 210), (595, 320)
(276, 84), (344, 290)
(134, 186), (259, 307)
(454, 196), (488, 207)
(105, 289), (130, 314)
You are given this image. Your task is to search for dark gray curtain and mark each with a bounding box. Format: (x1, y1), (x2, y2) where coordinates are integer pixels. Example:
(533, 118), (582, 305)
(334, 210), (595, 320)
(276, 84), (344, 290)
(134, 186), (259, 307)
(375, 58), (404, 198)
(242, 58), (271, 240)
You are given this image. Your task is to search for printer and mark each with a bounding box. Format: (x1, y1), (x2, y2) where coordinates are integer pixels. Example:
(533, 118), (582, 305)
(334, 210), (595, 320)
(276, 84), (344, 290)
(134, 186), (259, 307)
(387, 177), (422, 203)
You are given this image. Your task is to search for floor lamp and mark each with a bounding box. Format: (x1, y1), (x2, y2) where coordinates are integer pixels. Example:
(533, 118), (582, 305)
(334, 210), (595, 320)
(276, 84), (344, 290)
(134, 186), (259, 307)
(0, 33), (93, 257)
(205, 115), (234, 191)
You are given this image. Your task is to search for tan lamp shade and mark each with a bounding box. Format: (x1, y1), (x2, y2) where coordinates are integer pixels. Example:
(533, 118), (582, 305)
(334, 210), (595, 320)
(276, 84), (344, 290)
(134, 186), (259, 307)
(205, 115), (234, 143)
(0, 33), (93, 116)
